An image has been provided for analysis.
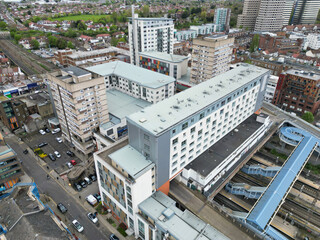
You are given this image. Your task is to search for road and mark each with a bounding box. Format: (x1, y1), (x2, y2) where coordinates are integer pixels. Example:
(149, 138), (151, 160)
(4, 136), (111, 240)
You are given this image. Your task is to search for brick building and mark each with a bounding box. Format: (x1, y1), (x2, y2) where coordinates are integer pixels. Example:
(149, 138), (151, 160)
(272, 70), (320, 115)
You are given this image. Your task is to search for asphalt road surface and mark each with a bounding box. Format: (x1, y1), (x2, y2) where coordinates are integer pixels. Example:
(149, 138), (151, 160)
(5, 136), (111, 240)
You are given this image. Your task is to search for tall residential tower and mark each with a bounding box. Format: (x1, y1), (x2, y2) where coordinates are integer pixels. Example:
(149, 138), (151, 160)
(292, 0), (320, 24)
(214, 8), (231, 32)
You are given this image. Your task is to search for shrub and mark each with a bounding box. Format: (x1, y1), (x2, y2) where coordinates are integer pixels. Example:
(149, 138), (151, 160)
(117, 226), (127, 237)
(119, 222), (127, 230)
(112, 223), (117, 228)
(107, 218), (114, 224)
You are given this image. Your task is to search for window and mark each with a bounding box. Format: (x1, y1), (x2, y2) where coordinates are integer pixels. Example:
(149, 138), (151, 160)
(190, 127), (195, 133)
(206, 117), (211, 124)
(144, 134), (150, 140)
(144, 144), (150, 151)
(172, 129), (176, 134)
(198, 129), (203, 135)
(182, 122), (188, 130)
(172, 138), (178, 145)
(181, 140), (186, 147)
(200, 112), (205, 119)
(138, 220), (145, 239)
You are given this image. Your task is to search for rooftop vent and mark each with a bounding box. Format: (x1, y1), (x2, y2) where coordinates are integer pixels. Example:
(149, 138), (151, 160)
(139, 118), (147, 123)
(172, 105), (180, 110)
(203, 90), (210, 95)
(68, 71), (74, 75)
(160, 118), (166, 122)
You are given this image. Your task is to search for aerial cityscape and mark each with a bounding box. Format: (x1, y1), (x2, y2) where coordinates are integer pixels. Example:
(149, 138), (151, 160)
(0, 0), (320, 240)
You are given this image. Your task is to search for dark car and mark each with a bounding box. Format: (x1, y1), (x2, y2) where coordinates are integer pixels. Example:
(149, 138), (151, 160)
(57, 203), (67, 213)
(44, 128), (50, 133)
(74, 183), (82, 192)
(93, 193), (101, 203)
(38, 142), (48, 148)
(23, 149), (28, 154)
(49, 153), (56, 161)
(109, 234), (119, 240)
(66, 151), (75, 157)
(79, 180), (87, 188)
(89, 174), (97, 182)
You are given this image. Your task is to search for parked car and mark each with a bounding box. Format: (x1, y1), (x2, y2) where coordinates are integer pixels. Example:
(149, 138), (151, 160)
(56, 137), (62, 143)
(72, 219), (84, 233)
(44, 128), (50, 133)
(84, 177), (92, 185)
(86, 194), (97, 206)
(74, 182), (82, 191)
(38, 142), (48, 148)
(89, 174), (97, 182)
(79, 180), (87, 188)
(57, 203), (67, 213)
(54, 151), (61, 158)
(49, 153), (56, 161)
(93, 193), (101, 203)
(70, 160), (77, 166)
(51, 128), (61, 134)
(23, 149), (28, 154)
(87, 212), (98, 224)
(66, 162), (73, 169)
(109, 234), (119, 240)
(66, 151), (75, 157)
(39, 129), (46, 135)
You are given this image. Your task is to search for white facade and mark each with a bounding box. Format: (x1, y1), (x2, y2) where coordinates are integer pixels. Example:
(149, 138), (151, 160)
(283, 0), (295, 26)
(180, 115), (271, 192)
(306, 33), (320, 50)
(129, 15), (174, 65)
(264, 75), (279, 103)
(292, 0), (320, 24)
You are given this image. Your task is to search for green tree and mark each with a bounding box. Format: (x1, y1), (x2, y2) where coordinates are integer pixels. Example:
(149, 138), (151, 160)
(67, 41), (75, 49)
(250, 34), (260, 53)
(302, 111), (314, 123)
(0, 21), (8, 30)
(77, 21), (87, 31)
(57, 38), (67, 49)
(30, 39), (40, 49)
(110, 37), (118, 46)
(48, 35), (58, 47)
(142, 5), (150, 17)
(181, 10), (190, 19)
(14, 34), (22, 42)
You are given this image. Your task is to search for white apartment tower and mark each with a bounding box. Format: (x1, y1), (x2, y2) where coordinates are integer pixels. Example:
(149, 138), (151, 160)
(283, 0), (295, 26)
(254, 0), (287, 32)
(238, 0), (291, 31)
(292, 0), (320, 24)
(190, 35), (234, 84)
(128, 10), (174, 65)
(47, 66), (109, 156)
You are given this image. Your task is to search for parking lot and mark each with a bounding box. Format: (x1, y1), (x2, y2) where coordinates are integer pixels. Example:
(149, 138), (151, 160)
(24, 129), (82, 174)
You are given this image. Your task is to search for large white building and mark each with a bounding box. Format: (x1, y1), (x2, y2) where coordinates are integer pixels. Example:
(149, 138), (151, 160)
(86, 61), (175, 147)
(94, 64), (269, 238)
(305, 33), (320, 50)
(292, 0), (320, 25)
(128, 14), (174, 65)
(264, 75), (279, 103)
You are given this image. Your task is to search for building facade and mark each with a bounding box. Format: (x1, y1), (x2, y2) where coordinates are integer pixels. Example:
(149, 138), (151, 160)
(126, 64), (269, 194)
(283, 0), (295, 26)
(264, 75), (279, 103)
(189, 23), (217, 35)
(46, 66), (109, 156)
(272, 70), (320, 115)
(138, 51), (188, 80)
(254, 0), (287, 32)
(306, 33), (320, 50)
(128, 14), (174, 65)
(190, 35), (234, 84)
(237, 0), (262, 30)
(292, 0), (320, 25)
(0, 97), (29, 131)
(214, 8), (231, 32)
(94, 64), (269, 238)
(0, 133), (24, 192)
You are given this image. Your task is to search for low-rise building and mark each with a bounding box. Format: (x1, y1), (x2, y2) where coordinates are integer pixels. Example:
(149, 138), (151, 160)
(272, 69), (320, 115)
(0, 133), (24, 192)
(0, 96), (29, 131)
(138, 51), (188, 80)
(264, 75), (279, 103)
(305, 33), (320, 50)
(18, 92), (54, 118)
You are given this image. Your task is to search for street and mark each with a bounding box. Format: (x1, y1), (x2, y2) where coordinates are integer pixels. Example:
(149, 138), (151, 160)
(4, 136), (112, 240)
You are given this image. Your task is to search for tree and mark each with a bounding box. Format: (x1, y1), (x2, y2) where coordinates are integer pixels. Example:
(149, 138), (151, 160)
(0, 21), (8, 30)
(141, 5), (150, 17)
(30, 39), (40, 49)
(250, 34), (260, 53)
(110, 37), (118, 46)
(14, 34), (22, 42)
(57, 38), (67, 49)
(302, 111), (314, 123)
(48, 35), (57, 47)
(181, 10), (190, 19)
(67, 41), (75, 49)
(77, 21), (87, 31)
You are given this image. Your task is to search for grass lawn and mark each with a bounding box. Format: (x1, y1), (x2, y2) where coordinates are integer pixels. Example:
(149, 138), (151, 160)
(52, 14), (110, 22)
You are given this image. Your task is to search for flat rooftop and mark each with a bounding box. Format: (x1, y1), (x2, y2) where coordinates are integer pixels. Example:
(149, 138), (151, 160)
(127, 64), (269, 136)
(139, 191), (229, 240)
(286, 69), (320, 81)
(106, 89), (151, 120)
(61, 66), (91, 77)
(86, 61), (175, 89)
(109, 145), (154, 179)
(139, 51), (188, 63)
(0, 144), (16, 161)
(129, 17), (173, 21)
(68, 47), (129, 59)
(185, 115), (263, 177)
